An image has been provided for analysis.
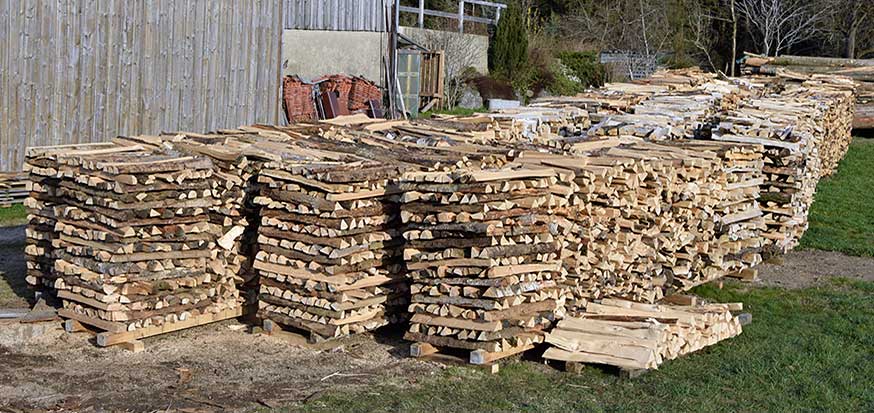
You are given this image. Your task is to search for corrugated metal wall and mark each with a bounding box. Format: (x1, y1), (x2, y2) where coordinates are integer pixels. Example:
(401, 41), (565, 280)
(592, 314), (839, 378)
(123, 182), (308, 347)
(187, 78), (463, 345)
(284, 0), (388, 31)
(0, 0), (283, 172)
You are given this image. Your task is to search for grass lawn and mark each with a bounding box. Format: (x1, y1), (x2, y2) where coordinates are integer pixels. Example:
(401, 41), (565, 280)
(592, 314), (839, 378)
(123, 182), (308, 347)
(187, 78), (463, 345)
(421, 107), (487, 118)
(799, 138), (874, 256)
(0, 203), (28, 307)
(292, 279), (874, 413)
(0, 203), (27, 227)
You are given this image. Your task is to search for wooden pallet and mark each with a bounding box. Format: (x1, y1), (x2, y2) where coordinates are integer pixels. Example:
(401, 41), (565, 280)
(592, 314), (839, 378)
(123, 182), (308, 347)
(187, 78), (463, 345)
(409, 342), (535, 374)
(60, 307), (242, 351)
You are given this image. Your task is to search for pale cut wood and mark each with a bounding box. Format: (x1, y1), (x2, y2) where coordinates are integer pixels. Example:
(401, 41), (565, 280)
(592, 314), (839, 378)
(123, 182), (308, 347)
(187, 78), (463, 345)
(96, 307), (242, 347)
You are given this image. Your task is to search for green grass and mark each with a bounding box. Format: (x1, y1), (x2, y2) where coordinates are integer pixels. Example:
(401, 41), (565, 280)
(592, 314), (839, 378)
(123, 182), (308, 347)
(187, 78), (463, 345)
(421, 107), (487, 118)
(799, 138), (874, 256)
(0, 203), (27, 227)
(290, 280), (874, 413)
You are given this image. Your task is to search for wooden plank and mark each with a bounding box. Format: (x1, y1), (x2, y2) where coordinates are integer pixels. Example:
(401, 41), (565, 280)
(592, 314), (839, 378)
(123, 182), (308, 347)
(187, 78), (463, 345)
(95, 307), (242, 347)
(470, 343), (533, 365)
(58, 308), (127, 333)
(64, 319), (94, 334)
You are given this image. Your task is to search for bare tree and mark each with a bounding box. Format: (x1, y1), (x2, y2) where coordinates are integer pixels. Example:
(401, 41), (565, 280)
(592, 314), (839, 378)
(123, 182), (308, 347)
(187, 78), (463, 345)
(819, 0), (872, 58)
(736, 0), (826, 56)
(689, 1), (728, 72)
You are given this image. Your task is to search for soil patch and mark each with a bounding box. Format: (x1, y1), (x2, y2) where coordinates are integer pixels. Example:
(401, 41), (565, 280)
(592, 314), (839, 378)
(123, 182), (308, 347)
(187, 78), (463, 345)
(755, 249), (874, 289)
(0, 320), (441, 412)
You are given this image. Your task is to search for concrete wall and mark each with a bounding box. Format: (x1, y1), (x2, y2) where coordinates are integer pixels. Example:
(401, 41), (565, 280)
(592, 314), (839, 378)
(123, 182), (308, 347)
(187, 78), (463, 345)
(281, 27), (490, 87)
(282, 30), (387, 83)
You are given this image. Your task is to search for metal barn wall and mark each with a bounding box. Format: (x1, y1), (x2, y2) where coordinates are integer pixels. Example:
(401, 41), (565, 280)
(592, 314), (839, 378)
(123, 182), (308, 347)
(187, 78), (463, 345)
(0, 0), (283, 171)
(283, 0), (387, 31)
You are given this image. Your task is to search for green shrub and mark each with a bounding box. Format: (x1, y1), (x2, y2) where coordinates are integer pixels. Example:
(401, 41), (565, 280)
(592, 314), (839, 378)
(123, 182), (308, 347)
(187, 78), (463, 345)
(545, 61), (583, 95)
(556, 51), (605, 88)
(490, 1), (528, 80)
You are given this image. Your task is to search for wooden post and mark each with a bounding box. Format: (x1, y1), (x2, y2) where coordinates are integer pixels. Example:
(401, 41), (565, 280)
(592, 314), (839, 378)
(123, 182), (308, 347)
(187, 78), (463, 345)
(495, 7), (501, 24)
(418, 0), (424, 28)
(458, 0), (464, 33)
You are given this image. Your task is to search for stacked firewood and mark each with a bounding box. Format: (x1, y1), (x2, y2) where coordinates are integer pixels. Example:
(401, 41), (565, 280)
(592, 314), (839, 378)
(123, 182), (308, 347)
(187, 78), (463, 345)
(0, 171), (28, 207)
(400, 166), (574, 353)
(670, 141), (766, 286)
(488, 106), (590, 148)
(712, 81), (854, 253)
(140, 131), (283, 301)
(516, 138), (765, 304)
(791, 77), (856, 176)
(22, 143), (118, 294)
(48, 145), (241, 331)
(543, 298), (743, 370)
(253, 154), (408, 341)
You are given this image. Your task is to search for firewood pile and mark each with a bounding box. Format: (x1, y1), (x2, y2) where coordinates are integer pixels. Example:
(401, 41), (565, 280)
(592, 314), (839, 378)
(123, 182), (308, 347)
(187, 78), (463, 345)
(400, 166), (575, 354)
(22, 143), (117, 293)
(488, 106), (591, 149)
(669, 141), (766, 284)
(543, 298), (743, 370)
(512, 136), (765, 304)
(0, 171), (28, 207)
(130, 131), (287, 302)
(712, 78), (855, 253)
(17, 68), (855, 355)
(252, 150), (409, 341)
(531, 85), (664, 114)
(790, 76), (856, 176)
(41, 144), (241, 332)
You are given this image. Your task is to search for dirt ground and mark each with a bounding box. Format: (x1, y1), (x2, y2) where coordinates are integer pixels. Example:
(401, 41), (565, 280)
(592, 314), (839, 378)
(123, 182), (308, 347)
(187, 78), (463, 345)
(1, 225), (873, 412)
(755, 249), (874, 289)
(0, 319), (441, 412)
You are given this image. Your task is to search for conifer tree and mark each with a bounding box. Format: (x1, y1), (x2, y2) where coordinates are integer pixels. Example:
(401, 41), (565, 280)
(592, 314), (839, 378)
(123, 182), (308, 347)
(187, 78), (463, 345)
(490, 1), (528, 80)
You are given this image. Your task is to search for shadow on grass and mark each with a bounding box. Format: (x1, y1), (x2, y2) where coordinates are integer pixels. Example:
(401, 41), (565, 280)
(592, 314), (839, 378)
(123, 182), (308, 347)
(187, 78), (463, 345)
(0, 224), (33, 307)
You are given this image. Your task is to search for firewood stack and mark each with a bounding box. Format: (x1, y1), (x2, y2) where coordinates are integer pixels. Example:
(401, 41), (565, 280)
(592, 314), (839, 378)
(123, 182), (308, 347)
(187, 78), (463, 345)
(570, 147), (669, 304)
(514, 138), (765, 305)
(669, 141), (766, 285)
(712, 84), (853, 253)
(488, 106), (590, 149)
(47, 145), (241, 331)
(22, 143), (118, 294)
(790, 76), (856, 176)
(0, 172), (28, 207)
(400, 166), (574, 354)
(253, 155), (409, 341)
(543, 298), (743, 370)
(145, 132), (280, 302)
